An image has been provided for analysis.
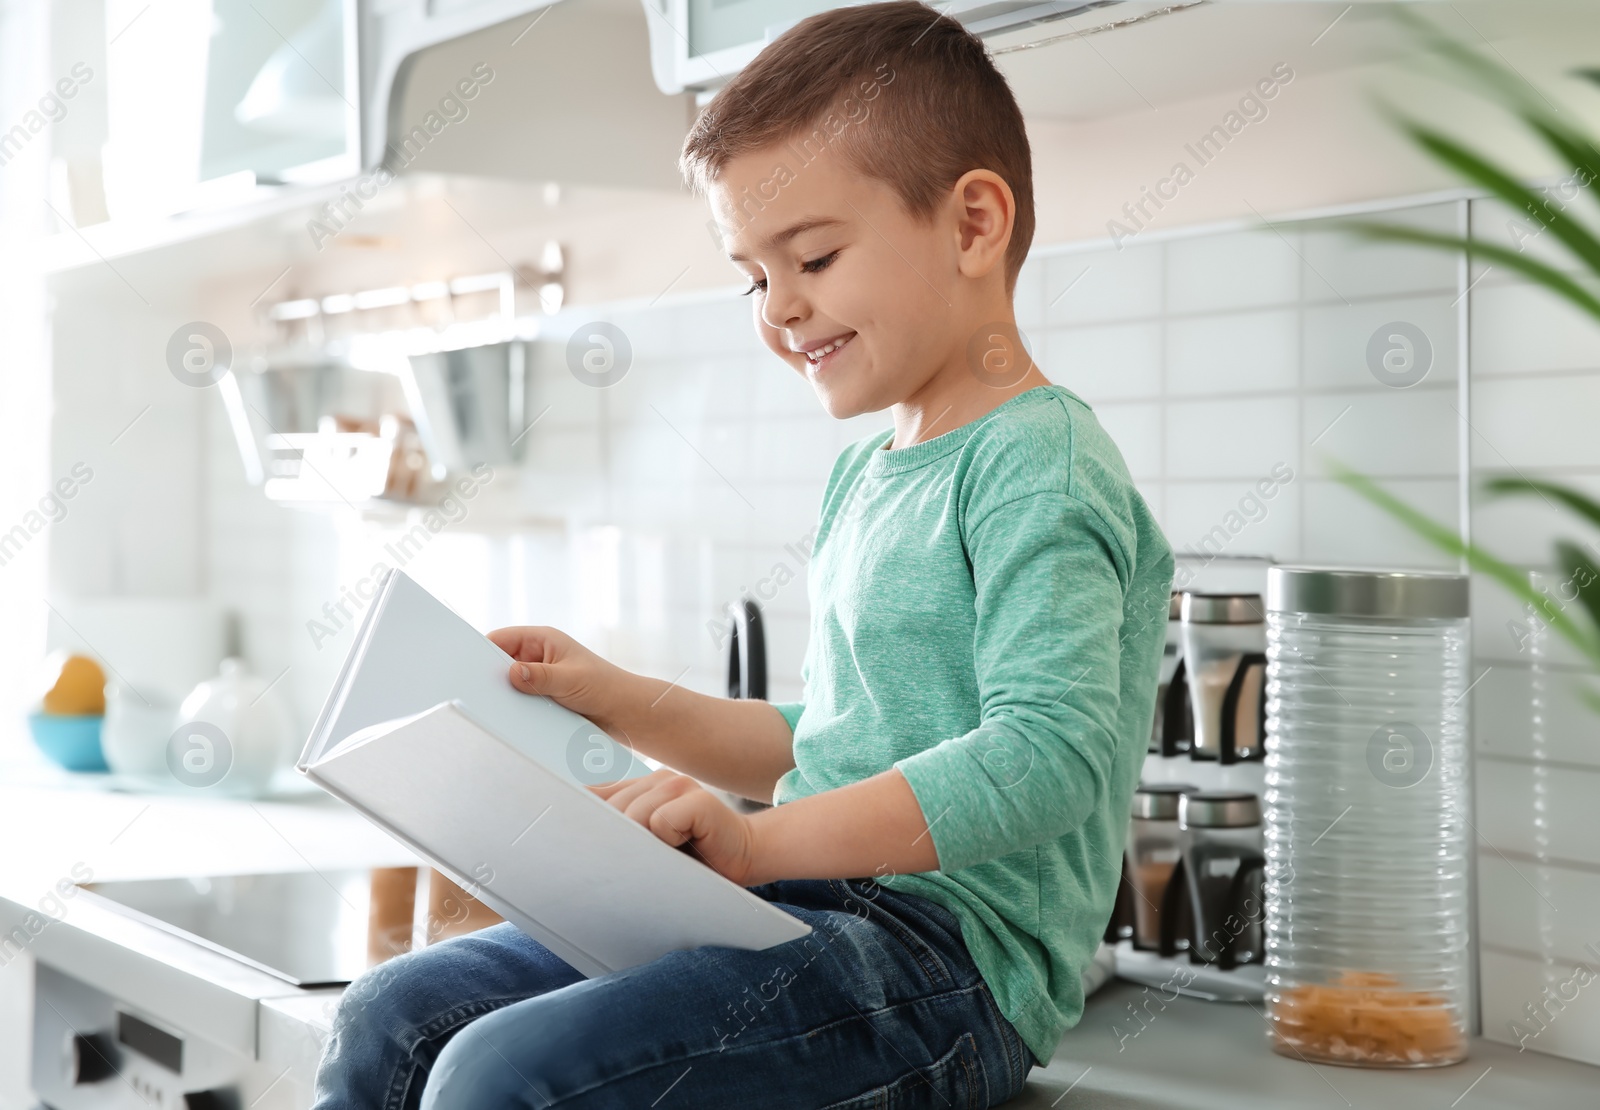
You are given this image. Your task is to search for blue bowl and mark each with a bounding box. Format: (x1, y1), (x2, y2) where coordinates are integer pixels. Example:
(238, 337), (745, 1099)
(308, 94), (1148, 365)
(27, 713), (108, 772)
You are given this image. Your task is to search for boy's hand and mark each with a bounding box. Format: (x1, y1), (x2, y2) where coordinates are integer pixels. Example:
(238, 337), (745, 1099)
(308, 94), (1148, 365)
(590, 770), (762, 886)
(489, 625), (639, 730)
(490, 625), (797, 802)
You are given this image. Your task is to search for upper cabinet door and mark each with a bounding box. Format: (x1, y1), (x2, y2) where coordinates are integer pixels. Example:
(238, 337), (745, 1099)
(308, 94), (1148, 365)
(640, 0), (1129, 95)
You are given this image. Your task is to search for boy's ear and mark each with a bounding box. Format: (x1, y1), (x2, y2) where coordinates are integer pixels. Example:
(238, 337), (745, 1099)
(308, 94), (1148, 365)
(951, 169), (1015, 281)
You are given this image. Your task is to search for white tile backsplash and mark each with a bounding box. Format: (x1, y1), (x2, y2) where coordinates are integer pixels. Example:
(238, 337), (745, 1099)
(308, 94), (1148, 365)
(1300, 202), (1462, 301)
(1013, 258), (1046, 333)
(1472, 197), (1592, 277)
(750, 354), (819, 416)
(1474, 663), (1600, 771)
(1302, 387), (1461, 478)
(1040, 321), (1164, 401)
(1162, 479), (1300, 564)
(1165, 309), (1298, 395)
(1472, 283), (1600, 377)
(1478, 855), (1599, 968)
(526, 341), (608, 428)
(1300, 478), (1460, 569)
(1164, 229), (1300, 313)
(1165, 396), (1300, 478)
(1043, 245), (1163, 326)
(1471, 571), (1597, 671)
(1301, 294), (1461, 391)
(1471, 374), (1600, 470)
(1469, 471), (1600, 564)
(1481, 948), (1600, 1066)
(1089, 402), (1162, 480)
(746, 415), (837, 483)
(1477, 757), (1600, 867)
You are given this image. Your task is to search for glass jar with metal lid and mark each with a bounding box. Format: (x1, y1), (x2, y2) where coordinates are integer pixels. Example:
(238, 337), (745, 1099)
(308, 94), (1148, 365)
(1126, 782), (1196, 950)
(1177, 791), (1265, 967)
(1150, 593), (1191, 756)
(1181, 593), (1267, 762)
(1262, 565), (1471, 1068)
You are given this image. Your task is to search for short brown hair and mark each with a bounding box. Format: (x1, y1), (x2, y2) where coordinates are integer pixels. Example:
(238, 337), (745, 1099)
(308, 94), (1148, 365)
(681, 0), (1034, 289)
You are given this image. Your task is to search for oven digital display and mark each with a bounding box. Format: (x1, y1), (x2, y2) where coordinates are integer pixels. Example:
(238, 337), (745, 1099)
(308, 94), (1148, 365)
(117, 1011), (183, 1074)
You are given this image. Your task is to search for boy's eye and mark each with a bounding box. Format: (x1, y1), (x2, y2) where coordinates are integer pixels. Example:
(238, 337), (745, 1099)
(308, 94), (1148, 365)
(801, 250), (840, 274)
(739, 251), (839, 296)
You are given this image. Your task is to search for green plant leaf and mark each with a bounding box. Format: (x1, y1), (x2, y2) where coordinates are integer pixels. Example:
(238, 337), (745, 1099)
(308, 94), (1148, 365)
(1555, 541), (1600, 649)
(1395, 119), (1600, 275)
(1344, 222), (1600, 323)
(1576, 677), (1600, 718)
(1525, 119), (1600, 216)
(1483, 477), (1600, 533)
(1330, 461), (1600, 669)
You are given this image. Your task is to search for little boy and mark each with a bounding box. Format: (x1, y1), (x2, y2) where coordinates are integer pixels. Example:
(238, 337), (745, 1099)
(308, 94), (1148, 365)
(314, 3), (1173, 1107)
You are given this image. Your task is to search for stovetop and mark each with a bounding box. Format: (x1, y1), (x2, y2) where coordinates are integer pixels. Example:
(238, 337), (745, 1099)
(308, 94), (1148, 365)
(80, 870), (377, 988)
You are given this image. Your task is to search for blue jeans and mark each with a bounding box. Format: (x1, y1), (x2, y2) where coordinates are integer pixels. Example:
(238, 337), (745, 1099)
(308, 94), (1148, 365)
(313, 878), (1036, 1109)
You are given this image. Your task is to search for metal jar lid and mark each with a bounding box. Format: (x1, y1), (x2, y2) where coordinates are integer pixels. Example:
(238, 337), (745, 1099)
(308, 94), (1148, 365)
(1132, 782), (1197, 820)
(1179, 791), (1261, 829)
(1267, 566), (1468, 620)
(1181, 592), (1264, 625)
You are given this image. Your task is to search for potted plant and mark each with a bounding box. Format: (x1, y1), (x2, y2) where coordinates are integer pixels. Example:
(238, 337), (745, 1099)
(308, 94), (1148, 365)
(1326, 15), (1600, 1064)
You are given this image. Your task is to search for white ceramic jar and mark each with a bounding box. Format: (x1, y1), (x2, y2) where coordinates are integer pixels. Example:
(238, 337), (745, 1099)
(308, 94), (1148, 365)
(171, 658), (295, 796)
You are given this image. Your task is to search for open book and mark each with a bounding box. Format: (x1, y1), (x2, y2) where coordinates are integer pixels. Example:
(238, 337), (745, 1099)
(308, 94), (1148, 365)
(300, 568), (652, 782)
(299, 571), (811, 976)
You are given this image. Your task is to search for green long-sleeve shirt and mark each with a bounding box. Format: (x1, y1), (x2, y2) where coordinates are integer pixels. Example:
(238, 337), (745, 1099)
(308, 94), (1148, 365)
(772, 385), (1174, 1064)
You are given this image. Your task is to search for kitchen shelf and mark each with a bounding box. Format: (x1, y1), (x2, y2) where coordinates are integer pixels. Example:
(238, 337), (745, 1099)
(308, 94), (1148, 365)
(35, 180), (352, 277)
(267, 481), (569, 536)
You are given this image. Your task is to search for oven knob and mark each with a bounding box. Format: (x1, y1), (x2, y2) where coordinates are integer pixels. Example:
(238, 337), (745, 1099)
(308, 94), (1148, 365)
(69, 1032), (119, 1084)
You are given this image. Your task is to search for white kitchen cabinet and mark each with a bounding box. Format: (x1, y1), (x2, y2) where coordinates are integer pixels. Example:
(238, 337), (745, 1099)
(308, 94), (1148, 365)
(640, 0), (1182, 95)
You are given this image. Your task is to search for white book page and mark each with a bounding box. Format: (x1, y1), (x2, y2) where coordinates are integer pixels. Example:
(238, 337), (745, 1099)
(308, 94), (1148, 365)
(299, 570), (649, 786)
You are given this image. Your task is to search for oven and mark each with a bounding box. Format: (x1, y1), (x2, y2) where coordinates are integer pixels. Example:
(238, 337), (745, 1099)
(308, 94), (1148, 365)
(10, 870), (378, 1110)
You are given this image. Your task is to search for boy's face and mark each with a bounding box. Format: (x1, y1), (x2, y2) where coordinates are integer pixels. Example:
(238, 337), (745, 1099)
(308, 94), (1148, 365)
(709, 145), (962, 419)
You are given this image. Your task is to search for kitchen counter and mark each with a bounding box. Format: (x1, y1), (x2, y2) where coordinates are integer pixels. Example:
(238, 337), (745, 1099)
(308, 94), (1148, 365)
(0, 769), (416, 893)
(1014, 981), (1599, 1109)
(4, 768), (1597, 1109)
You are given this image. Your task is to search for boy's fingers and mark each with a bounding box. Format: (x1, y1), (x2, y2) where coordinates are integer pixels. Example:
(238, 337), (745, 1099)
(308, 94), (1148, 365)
(600, 774), (665, 816)
(510, 661), (569, 698)
(648, 804), (693, 848)
(488, 626), (559, 662)
(487, 626), (530, 655)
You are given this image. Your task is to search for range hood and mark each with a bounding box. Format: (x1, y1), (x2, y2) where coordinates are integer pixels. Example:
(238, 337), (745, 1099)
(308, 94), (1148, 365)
(360, 0), (563, 170)
(355, 0), (1158, 173)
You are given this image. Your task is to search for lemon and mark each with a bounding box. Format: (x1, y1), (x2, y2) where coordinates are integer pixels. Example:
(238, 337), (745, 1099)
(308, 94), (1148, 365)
(41, 653), (107, 716)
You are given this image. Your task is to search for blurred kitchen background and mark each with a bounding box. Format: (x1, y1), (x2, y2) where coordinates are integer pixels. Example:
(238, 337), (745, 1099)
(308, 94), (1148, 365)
(3, 0), (1600, 1106)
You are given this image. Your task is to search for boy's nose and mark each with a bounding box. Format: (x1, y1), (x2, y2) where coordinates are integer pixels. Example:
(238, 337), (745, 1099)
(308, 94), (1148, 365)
(760, 281), (804, 332)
